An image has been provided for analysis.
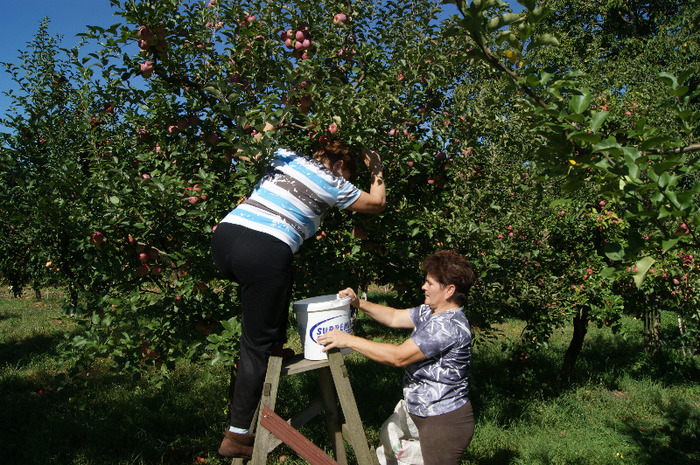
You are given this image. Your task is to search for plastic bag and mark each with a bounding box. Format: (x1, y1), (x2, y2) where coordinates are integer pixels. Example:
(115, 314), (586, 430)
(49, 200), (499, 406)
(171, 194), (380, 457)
(376, 399), (424, 465)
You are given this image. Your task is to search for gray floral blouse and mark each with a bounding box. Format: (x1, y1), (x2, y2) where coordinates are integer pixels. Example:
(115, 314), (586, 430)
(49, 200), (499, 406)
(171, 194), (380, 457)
(402, 304), (472, 417)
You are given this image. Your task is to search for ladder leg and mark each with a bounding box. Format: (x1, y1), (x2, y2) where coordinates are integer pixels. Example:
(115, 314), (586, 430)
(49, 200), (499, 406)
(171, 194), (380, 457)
(248, 355), (284, 465)
(327, 350), (378, 465)
(318, 366), (348, 465)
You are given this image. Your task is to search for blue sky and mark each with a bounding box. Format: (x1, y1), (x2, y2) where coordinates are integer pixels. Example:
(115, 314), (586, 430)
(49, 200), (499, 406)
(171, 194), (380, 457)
(0, 1), (119, 118)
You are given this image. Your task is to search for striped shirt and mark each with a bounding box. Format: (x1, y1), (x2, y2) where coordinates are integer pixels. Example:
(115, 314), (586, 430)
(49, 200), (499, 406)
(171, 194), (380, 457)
(221, 148), (362, 253)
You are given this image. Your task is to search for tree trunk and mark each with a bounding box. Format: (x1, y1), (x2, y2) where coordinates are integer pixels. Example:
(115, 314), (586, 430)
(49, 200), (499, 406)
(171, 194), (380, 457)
(562, 308), (589, 382)
(643, 306), (661, 357)
(33, 281), (42, 301)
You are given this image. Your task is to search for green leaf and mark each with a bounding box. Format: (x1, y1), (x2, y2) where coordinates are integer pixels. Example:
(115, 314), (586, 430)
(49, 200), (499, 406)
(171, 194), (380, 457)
(592, 137), (621, 153)
(604, 242), (625, 261)
(569, 92), (592, 114)
(670, 85), (689, 97)
(530, 33), (559, 48)
(633, 256), (656, 288)
(658, 72), (678, 89)
(662, 237), (680, 252)
(590, 111), (609, 132)
(569, 130), (601, 144)
(600, 267), (617, 279)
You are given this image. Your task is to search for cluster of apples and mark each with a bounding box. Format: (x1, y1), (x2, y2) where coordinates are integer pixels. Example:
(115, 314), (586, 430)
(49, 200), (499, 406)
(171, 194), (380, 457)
(279, 26), (314, 58)
(133, 242), (163, 277)
(279, 13), (348, 58)
(138, 24), (167, 78)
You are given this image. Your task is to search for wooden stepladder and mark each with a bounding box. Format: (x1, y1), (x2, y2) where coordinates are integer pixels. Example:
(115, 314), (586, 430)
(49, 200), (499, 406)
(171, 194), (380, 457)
(231, 348), (379, 465)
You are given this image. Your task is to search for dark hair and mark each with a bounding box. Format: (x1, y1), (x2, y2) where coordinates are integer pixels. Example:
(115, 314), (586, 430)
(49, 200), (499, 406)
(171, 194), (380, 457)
(421, 250), (475, 304)
(313, 140), (358, 179)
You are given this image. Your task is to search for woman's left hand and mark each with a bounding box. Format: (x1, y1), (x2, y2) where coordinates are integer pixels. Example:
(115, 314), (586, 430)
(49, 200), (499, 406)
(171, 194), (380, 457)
(317, 330), (352, 351)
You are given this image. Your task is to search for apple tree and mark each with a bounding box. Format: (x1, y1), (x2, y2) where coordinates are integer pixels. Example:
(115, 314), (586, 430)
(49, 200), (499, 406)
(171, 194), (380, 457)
(444, 0), (699, 375)
(0, 0), (486, 378)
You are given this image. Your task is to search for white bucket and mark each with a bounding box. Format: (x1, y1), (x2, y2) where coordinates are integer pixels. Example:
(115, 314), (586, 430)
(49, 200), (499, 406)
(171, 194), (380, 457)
(293, 294), (353, 360)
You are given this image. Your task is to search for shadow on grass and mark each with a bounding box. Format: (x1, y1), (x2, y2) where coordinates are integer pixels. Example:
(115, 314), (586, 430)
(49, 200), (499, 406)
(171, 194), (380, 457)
(472, 449), (520, 464)
(468, 326), (700, 428)
(578, 331), (700, 386)
(619, 394), (700, 465)
(0, 365), (228, 464)
(0, 333), (63, 367)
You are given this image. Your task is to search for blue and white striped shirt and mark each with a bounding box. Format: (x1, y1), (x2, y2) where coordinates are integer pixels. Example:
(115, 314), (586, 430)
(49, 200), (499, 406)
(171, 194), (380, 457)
(221, 148), (361, 253)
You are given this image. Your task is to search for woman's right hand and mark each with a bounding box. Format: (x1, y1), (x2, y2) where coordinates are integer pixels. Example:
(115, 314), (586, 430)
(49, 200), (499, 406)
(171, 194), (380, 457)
(338, 287), (361, 308)
(361, 148), (382, 172)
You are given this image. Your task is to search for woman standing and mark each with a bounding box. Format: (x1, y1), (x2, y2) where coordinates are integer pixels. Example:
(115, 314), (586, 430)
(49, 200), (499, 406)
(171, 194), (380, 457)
(211, 130), (385, 459)
(318, 250), (475, 465)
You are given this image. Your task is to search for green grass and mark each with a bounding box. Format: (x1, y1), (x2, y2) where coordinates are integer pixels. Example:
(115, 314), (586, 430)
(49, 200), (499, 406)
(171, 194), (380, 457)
(1, 288), (699, 464)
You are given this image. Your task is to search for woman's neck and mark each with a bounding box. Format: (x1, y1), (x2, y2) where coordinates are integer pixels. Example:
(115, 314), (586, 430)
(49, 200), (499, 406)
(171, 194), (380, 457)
(433, 302), (461, 314)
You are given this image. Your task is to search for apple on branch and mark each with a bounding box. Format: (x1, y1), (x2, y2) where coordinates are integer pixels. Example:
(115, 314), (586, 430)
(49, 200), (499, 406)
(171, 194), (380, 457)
(334, 13), (348, 25)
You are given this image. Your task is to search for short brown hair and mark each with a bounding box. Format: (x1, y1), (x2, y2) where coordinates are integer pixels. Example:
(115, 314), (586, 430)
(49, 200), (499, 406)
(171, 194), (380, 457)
(313, 141), (358, 179)
(421, 250), (475, 304)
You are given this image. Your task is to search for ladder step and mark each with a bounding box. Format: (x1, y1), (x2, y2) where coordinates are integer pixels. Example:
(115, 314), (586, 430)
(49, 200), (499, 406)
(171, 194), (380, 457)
(259, 405), (340, 465)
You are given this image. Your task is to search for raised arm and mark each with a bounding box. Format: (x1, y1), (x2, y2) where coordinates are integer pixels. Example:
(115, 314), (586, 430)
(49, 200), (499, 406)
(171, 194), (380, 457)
(346, 148), (386, 214)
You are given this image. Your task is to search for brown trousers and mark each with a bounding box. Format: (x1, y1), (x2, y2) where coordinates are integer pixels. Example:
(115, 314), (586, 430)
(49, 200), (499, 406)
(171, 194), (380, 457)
(409, 400), (475, 465)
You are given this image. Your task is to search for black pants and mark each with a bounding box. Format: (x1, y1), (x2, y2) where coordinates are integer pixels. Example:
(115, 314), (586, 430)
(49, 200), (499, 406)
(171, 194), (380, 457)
(409, 401), (475, 465)
(211, 222), (294, 429)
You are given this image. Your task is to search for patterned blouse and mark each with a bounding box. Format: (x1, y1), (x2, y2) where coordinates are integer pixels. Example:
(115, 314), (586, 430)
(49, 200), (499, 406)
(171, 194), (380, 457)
(403, 304), (472, 417)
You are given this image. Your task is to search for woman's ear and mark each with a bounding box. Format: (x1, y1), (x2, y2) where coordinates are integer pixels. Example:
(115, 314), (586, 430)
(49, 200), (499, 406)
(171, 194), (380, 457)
(445, 284), (456, 300)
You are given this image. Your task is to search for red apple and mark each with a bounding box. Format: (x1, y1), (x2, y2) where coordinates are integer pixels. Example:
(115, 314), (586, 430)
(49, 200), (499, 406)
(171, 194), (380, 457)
(135, 263), (150, 277)
(334, 13), (347, 25)
(328, 123), (338, 134)
(138, 25), (154, 42)
(90, 232), (104, 245)
(140, 61), (154, 78)
(352, 226), (368, 240)
(205, 132), (219, 145)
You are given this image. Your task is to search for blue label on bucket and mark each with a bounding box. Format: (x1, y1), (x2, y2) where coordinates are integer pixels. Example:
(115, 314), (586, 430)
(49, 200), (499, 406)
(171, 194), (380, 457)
(310, 315), (351, 343)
